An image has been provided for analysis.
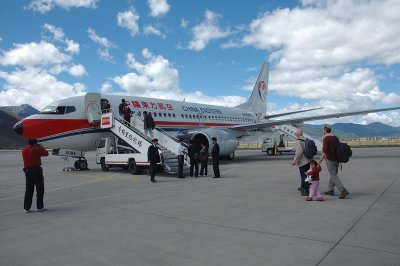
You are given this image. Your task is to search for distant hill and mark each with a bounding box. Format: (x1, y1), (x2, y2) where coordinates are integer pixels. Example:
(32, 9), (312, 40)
(304, 122), (400, 138)
(0, 104), (38, 118)
(0, 110), (26, 149)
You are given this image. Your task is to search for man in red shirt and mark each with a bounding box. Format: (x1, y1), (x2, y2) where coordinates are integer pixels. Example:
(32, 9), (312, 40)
(319, 125), (349, 199)
(22, 139), (49, 212)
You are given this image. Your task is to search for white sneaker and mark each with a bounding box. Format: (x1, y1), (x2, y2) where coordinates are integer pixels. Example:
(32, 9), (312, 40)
(24, 209), (30, 213)
(37, 208), (47, 212)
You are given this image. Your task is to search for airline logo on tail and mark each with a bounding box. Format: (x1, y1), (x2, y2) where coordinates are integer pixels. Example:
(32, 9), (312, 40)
(258, 81), (267, 102)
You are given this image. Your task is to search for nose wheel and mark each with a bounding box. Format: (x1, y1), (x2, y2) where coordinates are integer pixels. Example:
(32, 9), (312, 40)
(74, 159), (89, 170)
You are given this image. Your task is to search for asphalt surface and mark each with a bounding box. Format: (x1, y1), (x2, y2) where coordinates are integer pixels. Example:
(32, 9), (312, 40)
(0, 148), (399, 266)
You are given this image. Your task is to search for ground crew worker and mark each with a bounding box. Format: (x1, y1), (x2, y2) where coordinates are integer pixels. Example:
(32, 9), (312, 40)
(22, 139), (49, 213)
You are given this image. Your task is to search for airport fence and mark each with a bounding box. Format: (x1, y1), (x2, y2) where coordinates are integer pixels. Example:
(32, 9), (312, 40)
(238, 136), (400, 150)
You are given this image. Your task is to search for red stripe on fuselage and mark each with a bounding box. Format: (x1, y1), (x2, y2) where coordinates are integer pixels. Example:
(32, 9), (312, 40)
(21, 117), (238, 139)
(21, 118), (97, 139)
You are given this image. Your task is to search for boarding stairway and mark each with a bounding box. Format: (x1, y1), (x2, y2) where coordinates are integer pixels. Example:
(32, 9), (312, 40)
(276, 124), (323, 151)
(100, 110), (190, 175)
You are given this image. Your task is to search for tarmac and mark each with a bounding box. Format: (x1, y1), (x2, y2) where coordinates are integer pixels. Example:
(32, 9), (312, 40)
(0, 147), (399, 266)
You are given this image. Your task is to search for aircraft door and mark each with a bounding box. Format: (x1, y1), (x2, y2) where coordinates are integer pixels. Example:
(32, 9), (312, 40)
(198, 113), (206, 126)
(85, 93), (102, 124)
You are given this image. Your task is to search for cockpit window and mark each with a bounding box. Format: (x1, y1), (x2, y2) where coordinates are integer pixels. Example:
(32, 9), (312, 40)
(65, 106), (76, 113)
(40, 106), (76, 114)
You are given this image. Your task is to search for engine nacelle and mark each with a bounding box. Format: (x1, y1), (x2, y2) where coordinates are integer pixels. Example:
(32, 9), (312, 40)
(184, 128), (239, 157)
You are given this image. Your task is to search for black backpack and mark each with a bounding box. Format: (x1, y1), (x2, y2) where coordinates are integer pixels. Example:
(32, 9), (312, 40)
(302, 138), (317, 159)
(335, 136), (352, 163)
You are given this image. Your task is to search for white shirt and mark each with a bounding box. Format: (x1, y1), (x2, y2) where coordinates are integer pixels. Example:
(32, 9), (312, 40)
(176, 143), (185, 156)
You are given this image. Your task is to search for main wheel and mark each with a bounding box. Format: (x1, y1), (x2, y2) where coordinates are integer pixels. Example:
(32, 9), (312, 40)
(74, 160), (80, 170)
(128, 160), (140, 175)
(79, 160), (88, 170)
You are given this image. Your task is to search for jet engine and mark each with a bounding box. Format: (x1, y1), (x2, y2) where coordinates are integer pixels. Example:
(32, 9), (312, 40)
(182, 128), (239, 160)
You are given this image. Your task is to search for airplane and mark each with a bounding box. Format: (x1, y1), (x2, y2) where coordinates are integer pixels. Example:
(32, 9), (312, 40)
(13, 62), (400, 163)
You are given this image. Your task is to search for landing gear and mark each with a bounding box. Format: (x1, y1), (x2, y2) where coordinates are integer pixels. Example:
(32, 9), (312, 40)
(225, 152), (235, 160)
(74, 159), (89, 170)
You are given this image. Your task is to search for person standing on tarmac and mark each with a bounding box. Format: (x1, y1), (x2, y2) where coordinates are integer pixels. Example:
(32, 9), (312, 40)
(147, 138), (160, 183)
(22, 139), (49, 213)
(187, 139), (199, 177)
(292, 129), (311, 196)
(199, 142), (209, 176)
(211, 137), (220, 178)
(319, 125), (350, 199)
(176, 137), (186, 178)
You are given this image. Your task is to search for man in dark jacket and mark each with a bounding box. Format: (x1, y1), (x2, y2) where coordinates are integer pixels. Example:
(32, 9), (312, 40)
(211, 137), (220, 178)
(319, 125), (349, 199)
(118, 99), (126, 116)
(187, 139), (199, 177)
(22, 139), (49, 213)
(147, 138), (160, 183)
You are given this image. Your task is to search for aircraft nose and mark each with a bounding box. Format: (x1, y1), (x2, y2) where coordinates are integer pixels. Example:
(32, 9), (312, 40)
(13, 121), (23, 136)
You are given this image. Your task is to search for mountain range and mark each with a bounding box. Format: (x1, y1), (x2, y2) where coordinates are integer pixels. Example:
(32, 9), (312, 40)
(0, 104), (399, 149)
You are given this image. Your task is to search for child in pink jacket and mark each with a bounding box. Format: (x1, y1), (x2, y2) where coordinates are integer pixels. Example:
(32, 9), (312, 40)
(305, 160), (323, 201)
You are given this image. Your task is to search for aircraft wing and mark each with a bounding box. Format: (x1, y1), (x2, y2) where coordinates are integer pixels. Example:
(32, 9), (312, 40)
(264, 107), (323, 119)
(229, 106), (400, 131)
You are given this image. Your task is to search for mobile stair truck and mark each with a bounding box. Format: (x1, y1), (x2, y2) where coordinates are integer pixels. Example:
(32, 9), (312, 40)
(96, 110), (190, 175)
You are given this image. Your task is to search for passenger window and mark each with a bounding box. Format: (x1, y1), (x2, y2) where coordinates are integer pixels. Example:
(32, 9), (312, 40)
(153, 113), (157, 117)
(164, 113), (167, 117)
(173, 114), (176, 118)
(168, 113), (171, 117)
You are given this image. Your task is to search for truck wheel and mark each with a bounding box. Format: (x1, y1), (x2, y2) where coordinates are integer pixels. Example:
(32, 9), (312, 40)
(266, 149), (274, 156)
(100, 158), (109, 172)
(129, 160), (140, 175)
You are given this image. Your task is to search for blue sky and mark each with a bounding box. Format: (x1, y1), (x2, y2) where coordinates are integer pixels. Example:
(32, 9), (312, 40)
(1, 0), (400, 125)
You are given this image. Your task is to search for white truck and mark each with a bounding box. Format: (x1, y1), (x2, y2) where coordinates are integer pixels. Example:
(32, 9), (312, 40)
(261, 135), (295, 156)
(95, 137), (163, 174)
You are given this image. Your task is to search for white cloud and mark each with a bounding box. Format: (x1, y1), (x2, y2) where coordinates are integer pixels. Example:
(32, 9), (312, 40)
(26, 0), (98, 13)
(188, 10), (232, 51)
(117, 8), (140, 38)
(143, 25), (165, 38)
(115, 49), (179, 95)
(233, 0), (400, 125)
(87, 27), (116, 62)
(42, 24), (80, 55)
(43, 23), (64, 41)
(65, 39), (80, 54)
(111, 49), (247, 107)
(101, 82), (113, 94)
(68, 64), (87, 77)
(181, 19), (189, 28)
(0, 68), (86, 109)
(242, 0), (400, 68)
(0, 41), (71, 67)
(148, 0), (170, 17)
